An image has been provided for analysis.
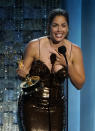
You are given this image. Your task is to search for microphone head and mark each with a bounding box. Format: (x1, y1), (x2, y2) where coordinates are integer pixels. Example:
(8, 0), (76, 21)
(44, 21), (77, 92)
(58, 46), (66, 55)
(50, 53), (56, 65)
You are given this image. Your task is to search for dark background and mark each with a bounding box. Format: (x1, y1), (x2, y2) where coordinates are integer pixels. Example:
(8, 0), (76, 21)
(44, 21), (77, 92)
(0, 0), (95, 131)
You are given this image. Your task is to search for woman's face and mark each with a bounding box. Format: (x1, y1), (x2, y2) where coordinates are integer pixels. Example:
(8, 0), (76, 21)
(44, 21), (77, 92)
(50, 15), (69, 43)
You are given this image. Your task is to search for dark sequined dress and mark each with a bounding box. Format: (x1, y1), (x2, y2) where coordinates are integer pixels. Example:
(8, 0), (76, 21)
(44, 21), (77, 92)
(18, 60), (66, 131)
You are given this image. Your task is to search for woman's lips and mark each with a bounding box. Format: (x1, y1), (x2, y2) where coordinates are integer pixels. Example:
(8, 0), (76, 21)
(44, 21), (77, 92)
(55, 33), (63, 38)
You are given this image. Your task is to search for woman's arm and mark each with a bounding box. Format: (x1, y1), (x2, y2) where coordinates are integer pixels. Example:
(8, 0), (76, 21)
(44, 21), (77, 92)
(16, 41), (36, 78)
(68, 46), (85, 89)
(53, 44), (85, 89)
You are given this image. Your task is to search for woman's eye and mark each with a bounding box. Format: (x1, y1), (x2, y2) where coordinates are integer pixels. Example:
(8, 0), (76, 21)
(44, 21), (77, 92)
(62, 24), (67, 27)
(52, 24), (67, 28)
(52, 24), (58, 27)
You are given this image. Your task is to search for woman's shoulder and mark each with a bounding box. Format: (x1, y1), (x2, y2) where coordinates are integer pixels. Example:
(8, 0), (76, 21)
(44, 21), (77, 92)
(67, 40), (83, 61)
(64, 39), (82, 60)
(71, 42), (82, 55)
(65, 39), (81, 51)
(27, 36), (48, 47)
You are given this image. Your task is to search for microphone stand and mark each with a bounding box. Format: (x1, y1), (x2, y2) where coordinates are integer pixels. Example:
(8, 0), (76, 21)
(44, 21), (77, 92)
(48, 63), (55, 131)
(50, 52), (69, 131)
(48, 53), (56, 131)
(58, 46), (69, 131)
(64, 54), (68, 131)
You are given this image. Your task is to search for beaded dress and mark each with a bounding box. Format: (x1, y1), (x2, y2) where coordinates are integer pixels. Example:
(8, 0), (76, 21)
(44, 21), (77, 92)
(18, 40), (68, 131)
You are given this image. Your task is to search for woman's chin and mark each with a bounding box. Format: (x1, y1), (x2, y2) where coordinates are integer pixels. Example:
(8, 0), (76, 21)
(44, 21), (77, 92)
(54, 38), (64, 44)
(50, 36), (64, 44)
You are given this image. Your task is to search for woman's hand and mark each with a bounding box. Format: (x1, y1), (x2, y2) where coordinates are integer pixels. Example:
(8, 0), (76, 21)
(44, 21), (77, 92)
(16, 60), (28, 78)
(56, 52), (66, 67)
(50, 48), (67, 67)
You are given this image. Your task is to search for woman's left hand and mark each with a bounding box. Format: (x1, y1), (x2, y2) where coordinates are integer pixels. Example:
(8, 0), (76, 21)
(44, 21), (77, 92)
(50, 49), (67, 67)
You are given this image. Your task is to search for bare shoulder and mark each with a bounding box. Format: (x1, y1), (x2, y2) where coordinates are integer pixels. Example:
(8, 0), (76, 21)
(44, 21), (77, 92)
(38, 36), (49, 46)
(26, 36), (48, 48)
(65, 39), (82, 53)
(70, 42), (83, 63)
(24, 38), (40, 58)
(24, 36), (48, 58)
(65, 39), (83, 62)
(26, 38), (39, 49)
(72, 43), (82, 56)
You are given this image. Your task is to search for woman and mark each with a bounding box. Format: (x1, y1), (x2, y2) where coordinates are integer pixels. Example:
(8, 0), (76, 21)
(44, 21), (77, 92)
(17, 8), (85, 131)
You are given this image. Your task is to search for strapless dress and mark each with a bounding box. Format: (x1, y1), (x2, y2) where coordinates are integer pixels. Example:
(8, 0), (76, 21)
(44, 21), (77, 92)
(18, 60), (66, 131)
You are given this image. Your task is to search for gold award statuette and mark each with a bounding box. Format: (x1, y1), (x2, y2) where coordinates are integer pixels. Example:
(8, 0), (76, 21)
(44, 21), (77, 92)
(18, 60), (24, 68)
(20, 76), (40, 89)
(26, 76), (40, 86)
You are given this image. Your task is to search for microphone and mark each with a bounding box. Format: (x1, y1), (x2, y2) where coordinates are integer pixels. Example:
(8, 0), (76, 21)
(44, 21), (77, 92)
(58, 46), (66, 56)
(58, 46), (68, 65)
(50, 53), (56, 65)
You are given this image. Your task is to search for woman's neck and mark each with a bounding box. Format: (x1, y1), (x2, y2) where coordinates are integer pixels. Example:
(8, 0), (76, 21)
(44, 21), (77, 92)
(48, 37), (65, 48)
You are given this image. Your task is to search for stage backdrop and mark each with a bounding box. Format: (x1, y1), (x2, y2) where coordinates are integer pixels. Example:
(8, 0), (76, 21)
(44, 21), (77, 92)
(61, 0), (95, 131)
(81, 0), (95, 131)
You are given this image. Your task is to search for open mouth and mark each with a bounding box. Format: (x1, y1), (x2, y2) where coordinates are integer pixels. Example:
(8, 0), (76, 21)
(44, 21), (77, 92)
(55, 33), (64, 39)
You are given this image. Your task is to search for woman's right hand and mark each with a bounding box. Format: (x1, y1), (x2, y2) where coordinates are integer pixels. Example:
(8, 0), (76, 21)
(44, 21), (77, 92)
(16, 60), (28, 78)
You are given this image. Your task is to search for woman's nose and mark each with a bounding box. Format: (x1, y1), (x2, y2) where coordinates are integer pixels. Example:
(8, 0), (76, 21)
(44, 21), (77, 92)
(57, 25), (62, 31)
